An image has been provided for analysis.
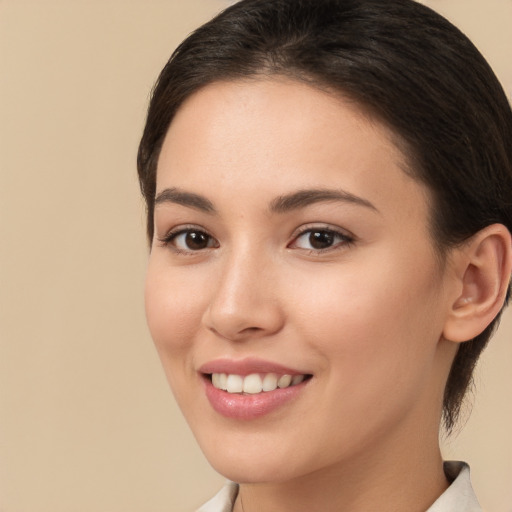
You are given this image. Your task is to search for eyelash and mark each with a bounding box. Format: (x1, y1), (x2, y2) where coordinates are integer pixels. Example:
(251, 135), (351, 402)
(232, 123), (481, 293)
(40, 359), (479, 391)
(288, 225), (355, 254)
(157, 225), (355, 255)
(157, 225), (218, 255)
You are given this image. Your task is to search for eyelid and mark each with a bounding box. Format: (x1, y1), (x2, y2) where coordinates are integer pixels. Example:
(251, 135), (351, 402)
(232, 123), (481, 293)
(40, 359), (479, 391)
(288, 224), (356, 252)
(290, 223), (355, 240)
(156, 224), (219, 252)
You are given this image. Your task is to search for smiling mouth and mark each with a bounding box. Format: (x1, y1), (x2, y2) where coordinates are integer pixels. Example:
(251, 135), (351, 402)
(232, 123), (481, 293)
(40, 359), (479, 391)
(206, 373), (312, 394)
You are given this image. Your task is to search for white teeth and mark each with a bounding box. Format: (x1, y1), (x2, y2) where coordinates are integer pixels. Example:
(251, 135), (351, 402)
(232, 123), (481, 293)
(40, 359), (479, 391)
(212, 373), (228, 390)
(211, 373), (221, 388)
(211, 372), (307, 394)
(242, 373), (263, 394)
(291, 374), (304, 385)
(278, 374), (292, 388)
(262, 373), (278, 392)
(226, 374), (243, 393)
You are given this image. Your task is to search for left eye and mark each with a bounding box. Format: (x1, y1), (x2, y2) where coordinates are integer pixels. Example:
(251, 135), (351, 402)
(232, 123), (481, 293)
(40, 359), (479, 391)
(291, 229), (352, 251)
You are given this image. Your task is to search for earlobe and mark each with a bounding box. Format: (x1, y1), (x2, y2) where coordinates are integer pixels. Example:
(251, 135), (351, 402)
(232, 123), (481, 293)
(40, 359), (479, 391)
(443, 224), (512, 343)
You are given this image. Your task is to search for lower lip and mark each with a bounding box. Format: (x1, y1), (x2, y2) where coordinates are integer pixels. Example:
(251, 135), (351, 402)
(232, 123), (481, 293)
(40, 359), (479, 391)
(203, 377), (308, 420)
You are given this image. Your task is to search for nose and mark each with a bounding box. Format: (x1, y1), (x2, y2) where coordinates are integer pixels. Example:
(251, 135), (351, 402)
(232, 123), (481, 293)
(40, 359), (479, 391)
(202, 249), (285, 342)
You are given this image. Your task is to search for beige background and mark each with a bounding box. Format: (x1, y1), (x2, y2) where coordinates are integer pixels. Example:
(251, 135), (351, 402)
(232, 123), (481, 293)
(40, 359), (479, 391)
(0, 1), (511, 511)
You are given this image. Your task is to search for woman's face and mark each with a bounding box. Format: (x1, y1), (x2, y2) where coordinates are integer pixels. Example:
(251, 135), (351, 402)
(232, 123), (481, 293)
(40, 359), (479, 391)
(145, 78), (456, 483)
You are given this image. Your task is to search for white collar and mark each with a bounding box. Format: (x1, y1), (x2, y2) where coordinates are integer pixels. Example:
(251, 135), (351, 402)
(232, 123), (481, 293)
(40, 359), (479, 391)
(428, 461), (482, 512)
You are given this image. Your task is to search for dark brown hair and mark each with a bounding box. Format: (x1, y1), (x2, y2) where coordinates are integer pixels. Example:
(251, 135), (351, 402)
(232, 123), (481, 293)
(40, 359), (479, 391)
(137, 0), (512, 431)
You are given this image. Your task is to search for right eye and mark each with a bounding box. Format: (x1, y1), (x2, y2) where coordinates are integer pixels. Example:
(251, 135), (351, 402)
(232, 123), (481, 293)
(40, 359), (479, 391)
(159, 228), (219, 253)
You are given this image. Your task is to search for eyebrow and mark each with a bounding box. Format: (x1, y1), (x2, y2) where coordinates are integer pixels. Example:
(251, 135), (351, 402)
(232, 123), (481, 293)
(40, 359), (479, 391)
(154, 186), (378, 215)
(269, 188), (378, 213)
(154, 187), (216, 214)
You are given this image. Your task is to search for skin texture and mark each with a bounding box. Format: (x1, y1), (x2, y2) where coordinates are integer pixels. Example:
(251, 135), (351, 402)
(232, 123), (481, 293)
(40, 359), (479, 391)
(145, 78), (509, 511)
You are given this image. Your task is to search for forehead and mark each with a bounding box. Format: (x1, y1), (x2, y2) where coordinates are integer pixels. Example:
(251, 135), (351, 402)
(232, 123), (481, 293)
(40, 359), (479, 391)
(157, 78), (429, 225)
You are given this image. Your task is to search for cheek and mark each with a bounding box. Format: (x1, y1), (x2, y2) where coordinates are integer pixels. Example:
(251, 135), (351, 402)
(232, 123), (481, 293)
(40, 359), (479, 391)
(144, 260), (213, 411)
(285, 261), (445, 453)
(144, 261), (208, 356)
(288, 252), (444, 383)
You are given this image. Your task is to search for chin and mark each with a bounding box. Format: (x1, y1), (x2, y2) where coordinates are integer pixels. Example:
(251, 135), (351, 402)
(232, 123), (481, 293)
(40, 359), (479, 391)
(195, 433), (304, 484)
(209, 457), (296, 484)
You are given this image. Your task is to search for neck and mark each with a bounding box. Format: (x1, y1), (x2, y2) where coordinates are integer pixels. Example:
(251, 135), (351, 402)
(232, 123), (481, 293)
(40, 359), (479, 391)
(234, 420), (448, 512)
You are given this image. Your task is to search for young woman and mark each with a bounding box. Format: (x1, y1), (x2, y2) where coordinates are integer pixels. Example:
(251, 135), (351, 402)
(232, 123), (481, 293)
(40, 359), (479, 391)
(137, 0), (512, 510)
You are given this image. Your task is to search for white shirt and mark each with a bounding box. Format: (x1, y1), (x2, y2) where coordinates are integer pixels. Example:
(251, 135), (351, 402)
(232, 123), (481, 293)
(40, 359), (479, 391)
(196, 461), (482, 512)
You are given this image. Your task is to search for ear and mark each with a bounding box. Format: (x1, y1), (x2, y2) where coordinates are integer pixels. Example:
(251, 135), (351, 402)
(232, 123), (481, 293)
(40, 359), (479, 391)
(443, 224), (512, 343)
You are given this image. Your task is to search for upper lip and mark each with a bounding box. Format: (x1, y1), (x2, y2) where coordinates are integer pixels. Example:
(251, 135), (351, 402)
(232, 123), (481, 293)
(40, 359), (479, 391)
(198, 357), (308, 376)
